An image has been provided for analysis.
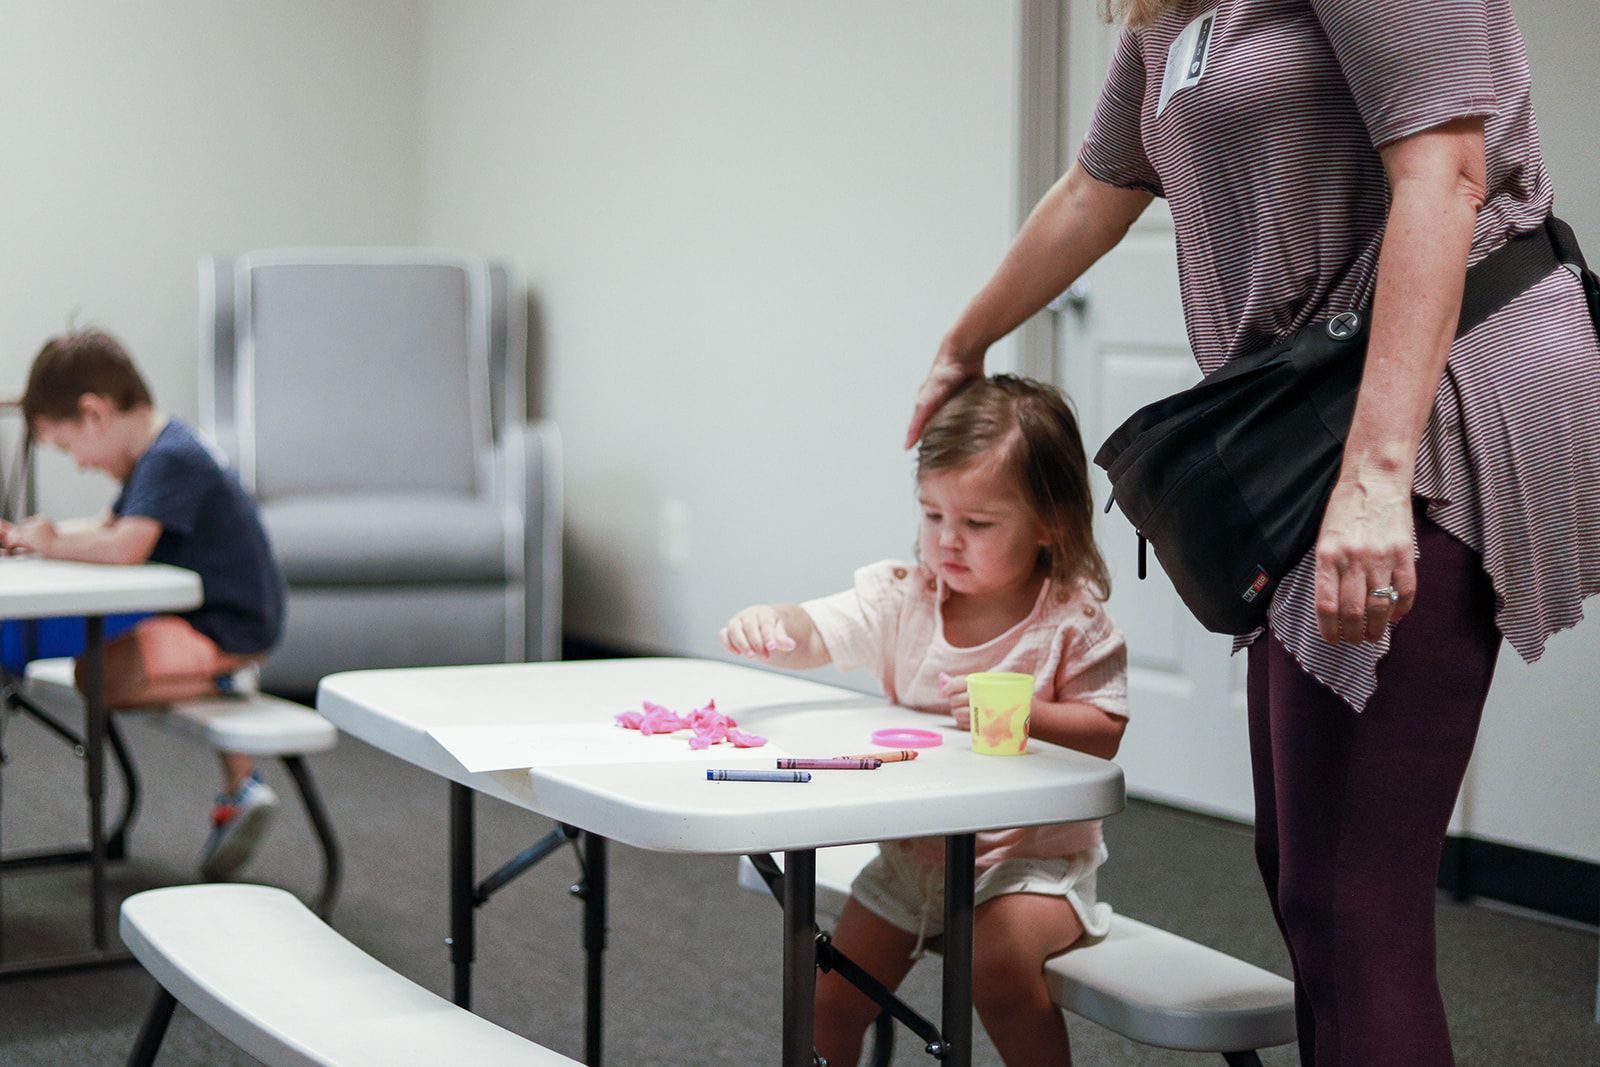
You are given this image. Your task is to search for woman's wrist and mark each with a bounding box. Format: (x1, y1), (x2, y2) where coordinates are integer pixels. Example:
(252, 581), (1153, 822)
(1339, 442), (1417, 494)
(938, 327), (988, 370)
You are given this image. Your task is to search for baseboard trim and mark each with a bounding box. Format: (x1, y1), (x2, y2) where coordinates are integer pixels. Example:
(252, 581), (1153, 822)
(561, 632), (659, 661)
(1440, 835), (1599, 926)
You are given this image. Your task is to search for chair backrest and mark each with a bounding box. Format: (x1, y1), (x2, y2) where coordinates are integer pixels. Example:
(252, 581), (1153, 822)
(201, 250), (522, 503)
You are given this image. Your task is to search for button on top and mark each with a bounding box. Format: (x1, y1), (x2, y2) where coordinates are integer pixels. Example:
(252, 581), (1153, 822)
(1326, 311), (1362, 340)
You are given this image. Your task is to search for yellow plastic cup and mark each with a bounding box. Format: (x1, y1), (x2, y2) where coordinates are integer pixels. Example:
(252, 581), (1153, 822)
(967, 672), (1035, 756)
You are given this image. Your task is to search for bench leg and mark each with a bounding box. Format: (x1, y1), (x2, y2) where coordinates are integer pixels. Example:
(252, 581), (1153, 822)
(0, 687), (140, 870)
(106, 717), (141, 861)
(866, 1009), (895, 1067)
(126, 987), (177, 1067)
(1222, 1052), (1265, 1067)
(279, 755), (342, 919)
(449, 781), (475, 1009)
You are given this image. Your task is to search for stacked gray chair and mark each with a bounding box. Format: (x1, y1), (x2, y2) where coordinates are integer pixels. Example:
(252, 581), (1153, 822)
(200, 251), (561, 695)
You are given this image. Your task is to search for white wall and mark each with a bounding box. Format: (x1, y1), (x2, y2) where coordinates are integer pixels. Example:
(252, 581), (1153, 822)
(419, 1), (1022, 676)
(0, 0), (425, 518)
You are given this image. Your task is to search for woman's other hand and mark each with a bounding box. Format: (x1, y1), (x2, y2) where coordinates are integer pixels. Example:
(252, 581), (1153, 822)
(1313, 471), (1417, 644)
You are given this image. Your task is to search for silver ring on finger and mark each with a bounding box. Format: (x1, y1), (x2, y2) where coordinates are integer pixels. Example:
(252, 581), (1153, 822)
(1368, 585), (1400, 604)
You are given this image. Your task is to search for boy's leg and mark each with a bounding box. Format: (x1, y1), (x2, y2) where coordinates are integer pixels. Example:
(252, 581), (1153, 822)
(815, 897), (919, 1067)
(86, 616), (261, 789)
(219, 752), (255, 793)
(90, 616), (254, 707)
(971, 891), (1082, 1066)
(83, 616), (278, 879)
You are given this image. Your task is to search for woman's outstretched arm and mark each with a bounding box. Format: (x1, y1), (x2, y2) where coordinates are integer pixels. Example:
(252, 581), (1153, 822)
(906, 163), (1153, 446)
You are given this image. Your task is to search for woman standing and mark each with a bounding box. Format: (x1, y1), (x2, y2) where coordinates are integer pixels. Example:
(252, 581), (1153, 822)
(906, 2), (1600, 1063)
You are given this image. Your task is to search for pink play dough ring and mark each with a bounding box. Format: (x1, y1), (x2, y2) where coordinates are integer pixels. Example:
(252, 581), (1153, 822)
(870, 727), (943, 748)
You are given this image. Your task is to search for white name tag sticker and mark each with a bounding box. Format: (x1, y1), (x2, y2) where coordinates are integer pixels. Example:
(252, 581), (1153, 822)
(1158, 9), (1217, 117)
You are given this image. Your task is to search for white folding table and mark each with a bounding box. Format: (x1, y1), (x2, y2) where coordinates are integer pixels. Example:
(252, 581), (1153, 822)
(0, 556), (202, 978)
(318, 657), (1126, 1066)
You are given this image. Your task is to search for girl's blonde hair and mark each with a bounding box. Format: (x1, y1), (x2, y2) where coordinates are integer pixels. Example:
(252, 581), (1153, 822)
(917, 375), (1111, 601)
(1101, 0), (1182, 29)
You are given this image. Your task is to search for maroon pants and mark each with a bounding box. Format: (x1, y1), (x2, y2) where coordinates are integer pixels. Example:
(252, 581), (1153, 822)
(1247, 514), (1500, 1066)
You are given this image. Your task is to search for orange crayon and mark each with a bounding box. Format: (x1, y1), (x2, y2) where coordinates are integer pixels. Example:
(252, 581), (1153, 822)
(836, 749), (919, 763)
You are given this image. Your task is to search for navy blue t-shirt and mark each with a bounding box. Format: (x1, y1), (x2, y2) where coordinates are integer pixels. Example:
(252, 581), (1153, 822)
(113, 420), (286, 654)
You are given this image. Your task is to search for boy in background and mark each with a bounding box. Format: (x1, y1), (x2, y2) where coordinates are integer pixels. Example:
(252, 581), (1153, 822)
(1, 329), (288, 878)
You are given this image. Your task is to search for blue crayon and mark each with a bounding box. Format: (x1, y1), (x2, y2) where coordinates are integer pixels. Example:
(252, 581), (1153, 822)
(706, 768), (812, 783)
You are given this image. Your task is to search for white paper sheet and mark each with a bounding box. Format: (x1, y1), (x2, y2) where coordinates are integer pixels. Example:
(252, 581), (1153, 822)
(427, 722), (791, 773)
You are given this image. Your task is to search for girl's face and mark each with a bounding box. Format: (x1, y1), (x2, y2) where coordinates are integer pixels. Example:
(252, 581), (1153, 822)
(917, 456), (1048, 599)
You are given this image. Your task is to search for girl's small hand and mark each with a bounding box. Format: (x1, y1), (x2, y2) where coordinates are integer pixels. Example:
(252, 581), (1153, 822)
(939, 671), (971, 729)
(719, 605), (798, 661)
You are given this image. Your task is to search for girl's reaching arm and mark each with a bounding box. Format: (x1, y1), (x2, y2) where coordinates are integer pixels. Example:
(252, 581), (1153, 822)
(907, 163), (1154, 446)
(719, 603), (832, 670)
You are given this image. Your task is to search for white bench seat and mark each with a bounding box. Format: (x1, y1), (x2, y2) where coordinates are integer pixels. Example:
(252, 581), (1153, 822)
(122, 884), (579, 1066)
(738, 844), (1296, 1058)
(24, 656), (336, 755)
(24, 655), (344, 918)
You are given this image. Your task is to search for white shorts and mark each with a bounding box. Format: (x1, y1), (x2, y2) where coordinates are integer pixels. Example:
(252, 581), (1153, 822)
(849, 840), (1112, 959)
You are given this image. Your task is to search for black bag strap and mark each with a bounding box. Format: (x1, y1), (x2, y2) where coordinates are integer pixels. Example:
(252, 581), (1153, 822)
(1546, 216), (1591, 273)
(1455, 218), (1567, 338)
(1546, 215), (1600, 336)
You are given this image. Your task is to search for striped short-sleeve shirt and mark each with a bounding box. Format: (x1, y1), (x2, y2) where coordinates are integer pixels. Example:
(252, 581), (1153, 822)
(1078, 0), (1600, 710)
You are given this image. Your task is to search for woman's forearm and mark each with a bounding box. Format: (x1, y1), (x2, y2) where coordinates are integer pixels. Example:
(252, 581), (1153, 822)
(945, 163), (1154, 358)
(1341, 119), (1487, 486)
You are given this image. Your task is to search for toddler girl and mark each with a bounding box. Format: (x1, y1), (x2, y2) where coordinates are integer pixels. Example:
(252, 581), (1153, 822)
(719, 374), (1128, 1065)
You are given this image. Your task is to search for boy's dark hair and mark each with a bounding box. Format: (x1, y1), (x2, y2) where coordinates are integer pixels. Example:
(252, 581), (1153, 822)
(917, 374), (1111, 600)
(21, 329), (153, 425)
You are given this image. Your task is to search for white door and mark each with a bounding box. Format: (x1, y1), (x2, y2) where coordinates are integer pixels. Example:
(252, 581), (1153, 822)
(1052, 1), (1253, 820)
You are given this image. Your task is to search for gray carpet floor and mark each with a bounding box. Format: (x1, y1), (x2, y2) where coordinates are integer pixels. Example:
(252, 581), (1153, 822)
(1, 707), (1595, 1065)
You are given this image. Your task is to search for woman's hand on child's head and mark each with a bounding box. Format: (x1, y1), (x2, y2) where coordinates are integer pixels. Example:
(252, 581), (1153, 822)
(719, 605), (798, 662)
(939, 671), (972, 729)
(905, 339), (984, 449)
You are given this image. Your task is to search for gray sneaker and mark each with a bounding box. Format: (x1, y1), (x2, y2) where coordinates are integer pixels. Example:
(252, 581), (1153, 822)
(200, 774), (278, 879)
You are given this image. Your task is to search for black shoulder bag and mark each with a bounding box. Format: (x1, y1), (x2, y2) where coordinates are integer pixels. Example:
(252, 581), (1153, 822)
(1094, 217), (1598, 636)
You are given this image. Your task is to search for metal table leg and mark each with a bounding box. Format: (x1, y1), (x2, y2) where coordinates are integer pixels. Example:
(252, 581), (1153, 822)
(0, 616), (136, 979)
(580, 833), (607, 1065)
(449, 780), (475, 1008)
(782, 847), (817, 1067)
(83, 617), (107, 950)
(939, 833), (976, 1067)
